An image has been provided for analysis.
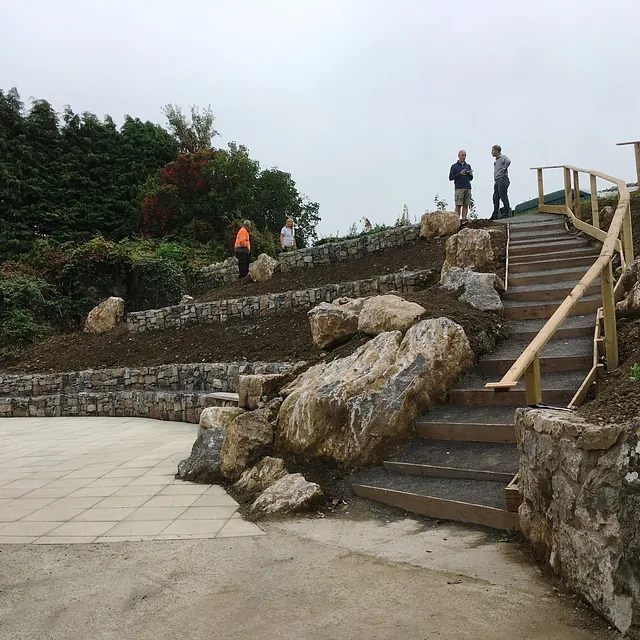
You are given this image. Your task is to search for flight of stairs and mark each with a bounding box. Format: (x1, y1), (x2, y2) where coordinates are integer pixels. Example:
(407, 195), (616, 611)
(352, 213), (600, 530)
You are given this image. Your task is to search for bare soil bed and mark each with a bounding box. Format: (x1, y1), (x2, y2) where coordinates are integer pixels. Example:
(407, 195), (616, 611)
(0, 222), (506, 374)
(0, 287), (506, 373)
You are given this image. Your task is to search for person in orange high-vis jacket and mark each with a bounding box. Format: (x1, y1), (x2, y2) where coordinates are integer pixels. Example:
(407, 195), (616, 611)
(234, 220), (252, 278)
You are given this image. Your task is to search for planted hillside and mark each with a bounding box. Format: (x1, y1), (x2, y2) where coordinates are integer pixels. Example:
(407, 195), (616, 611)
(0, 90), (320, 354)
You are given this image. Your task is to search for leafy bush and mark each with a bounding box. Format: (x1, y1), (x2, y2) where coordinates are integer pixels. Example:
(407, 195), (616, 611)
(0, 277), (53, 354)
(128, 257), (187, 311)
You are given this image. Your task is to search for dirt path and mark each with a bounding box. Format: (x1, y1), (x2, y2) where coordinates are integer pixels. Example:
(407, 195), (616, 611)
(0, 518), (619, 640)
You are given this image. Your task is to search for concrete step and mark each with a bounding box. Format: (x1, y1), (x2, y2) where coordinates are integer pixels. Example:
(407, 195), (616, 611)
(509, 224), (566, 238)
(383, 440), (518, 481)
(509, 314), (596, 341)
(479, 337), (592, 375)
(509, 233), (577, 247)
(352, 470), (518, 530)
(509, 249), (599, 268)
(509, 239), (592, 257)
(448, 370), (585, 406)
(416, 405), (516, 443)
(503, 294), (601, 320)
(503, 280), (599, 303)
(509, 266), (591, 286)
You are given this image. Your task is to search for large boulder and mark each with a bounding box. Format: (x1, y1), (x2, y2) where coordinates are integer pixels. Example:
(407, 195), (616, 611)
(616, 258), (640, 315)
(440, 228), (494, 282)
(250, 473), (323, 516)
(176, 427), (226, 483)
(441, 267), (505, 312)
(234, 456), (288, 500)
(237, 374), (285, 410)
(249, 253), (280, 283)
(600, 205), (615, 229)
(308, 298), (363, 349)
(420, 211), (460, 238)
(199, 406), (245, 430)
(617, 281), (640, 315)
(357, 295), (425, 335)
(84, 297), (125, 333)
(276, 318), (473, 467)
(219, 409), (275, 480)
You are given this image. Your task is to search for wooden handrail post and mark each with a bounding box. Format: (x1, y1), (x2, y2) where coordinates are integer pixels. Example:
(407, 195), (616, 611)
(564, 167), (573, 212)
(573, 171), (581, 219)
(622, 200), (635, 263)
(537, 169), (544, 211)
(601, 261), (618, 369)
(590, 174), (600, 228)
(524, 355), (542, 405)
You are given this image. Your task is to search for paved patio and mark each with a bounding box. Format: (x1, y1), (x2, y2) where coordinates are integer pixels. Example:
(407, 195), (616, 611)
(0, 417), (264, 543)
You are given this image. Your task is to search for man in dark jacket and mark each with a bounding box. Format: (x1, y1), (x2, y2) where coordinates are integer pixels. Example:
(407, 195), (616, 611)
(449, 150), (473, 225)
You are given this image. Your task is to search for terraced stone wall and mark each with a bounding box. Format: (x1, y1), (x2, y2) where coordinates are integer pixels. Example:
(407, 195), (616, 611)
(278, 224), (420, 273)
(126, 269), (432, 333)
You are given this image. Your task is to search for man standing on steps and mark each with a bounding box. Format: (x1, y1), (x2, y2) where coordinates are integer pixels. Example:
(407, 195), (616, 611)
(234, 220), (252, 278)
(449, 149), (473, 225)
(491, 145), (512, 219)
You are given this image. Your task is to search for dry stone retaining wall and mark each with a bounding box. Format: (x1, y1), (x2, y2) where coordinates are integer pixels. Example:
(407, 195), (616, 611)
(0, 362), (294, 423)
(126, 269), (432, 333)
(278, 224), (420, 273)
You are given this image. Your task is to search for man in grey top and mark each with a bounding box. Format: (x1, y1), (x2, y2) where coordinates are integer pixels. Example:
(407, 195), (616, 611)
(490, 145), (512, 219)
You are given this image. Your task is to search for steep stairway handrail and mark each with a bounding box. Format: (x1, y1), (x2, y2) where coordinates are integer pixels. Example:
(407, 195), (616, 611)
(485, 164), (634, 404)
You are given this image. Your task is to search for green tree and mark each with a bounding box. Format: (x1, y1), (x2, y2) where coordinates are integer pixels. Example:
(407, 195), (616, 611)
(162, 104), (218, 153)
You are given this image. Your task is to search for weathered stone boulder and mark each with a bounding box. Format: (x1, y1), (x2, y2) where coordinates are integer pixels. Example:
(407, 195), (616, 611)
(308, 298), (363, 349)
(516, 408), (640, 636)
(616, 258), (640, 315)
(199, 406), (245, 430)
(219, 409), (275, 480)
(357, 295), (425, 335)
(84, 297), (125, 333)
(237, 374), (285, 410)
(600, 205), (615, 229)
(441, 267), (505, 312)
(276, 318), (473, 467)
(250, 473), (323, 516)
(617, 281), (640, 315)
(420, 210), (460, 238)
(234, 456), (288, 499)
(249, 253), (280, 283)
(440, 228), (494, 282)
(176, 427), (226, 483)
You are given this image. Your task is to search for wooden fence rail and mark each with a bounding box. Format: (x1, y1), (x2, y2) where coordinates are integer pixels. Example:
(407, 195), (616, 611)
(485, 164), (634, 406)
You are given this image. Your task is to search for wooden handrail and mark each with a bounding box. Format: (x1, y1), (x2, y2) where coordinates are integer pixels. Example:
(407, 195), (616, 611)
(485, 163), (632, 400)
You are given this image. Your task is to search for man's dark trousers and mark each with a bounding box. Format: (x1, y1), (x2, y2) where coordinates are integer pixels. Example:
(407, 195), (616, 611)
(236, 251), (250, 278)
(493, 178), (511, 218)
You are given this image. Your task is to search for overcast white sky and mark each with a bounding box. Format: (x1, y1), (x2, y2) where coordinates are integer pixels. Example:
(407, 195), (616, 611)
(2, 0), (640, 235)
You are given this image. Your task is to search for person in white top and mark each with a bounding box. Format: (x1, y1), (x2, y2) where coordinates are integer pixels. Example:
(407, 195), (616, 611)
(280, 217), (296, 251)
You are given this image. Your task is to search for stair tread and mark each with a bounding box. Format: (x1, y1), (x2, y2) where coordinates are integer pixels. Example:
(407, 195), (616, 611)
(352, 469), (508, 510)
(481, 336), (591, 362)
(510, 248), (599, 262)
(507, 279), (599, 294)
(509, 314), (595, 334)
(509, 234), (576, 245)
(454, 369), (586, 391)
(509, 266), (591, 280)
(388, 440), (519, 474)
(503, 292), (601, 309)
(510, 239), (590, 251)
(418, 405), (516, 425)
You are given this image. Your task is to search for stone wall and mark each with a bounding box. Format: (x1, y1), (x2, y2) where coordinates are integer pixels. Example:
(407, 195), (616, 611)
(278, 224), (420, 273)
(0, 362), (292, 397)
(0, 362), (294, 424)
(126, 269), (432, 333)
(517, 408), (640, 637)
(199, 256), (239, 289)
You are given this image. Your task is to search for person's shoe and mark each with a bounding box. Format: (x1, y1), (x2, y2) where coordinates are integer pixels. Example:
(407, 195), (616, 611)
(460, 219), (468, 226)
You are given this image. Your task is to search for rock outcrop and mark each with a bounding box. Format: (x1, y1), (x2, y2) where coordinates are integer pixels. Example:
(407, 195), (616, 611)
(308, 298), (363, 349)
(234, 456), (288, 500)
(176, 427), (226, 483)
(84, 297), (125, 333)
(440, 228), (494, 282)
(219, 409), (275, 480)
(250, 473), (323, 516)
(420, 211), (460, 238)
(357, 295), (426, 335)
(276, 318), (473, 467)
(237, 374), (285, 410)
(199, 406), (245, 430)
(517, 408), (640, 636)
(441, 267), (505, 312)
(249, 253), (280, 282)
